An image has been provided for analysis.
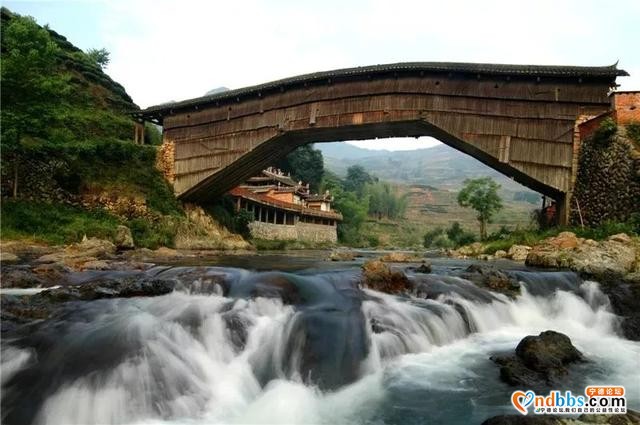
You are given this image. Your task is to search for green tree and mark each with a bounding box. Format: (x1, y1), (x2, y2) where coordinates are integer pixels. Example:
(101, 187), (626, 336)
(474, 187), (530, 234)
(365, 181), (408, 220)
(423, 227), (444, 247)
(332, 187), (369, 243)
(276, 144), (324, 191)
(343, 165), (375, 196)
(321, 171), (368, 244)
(457, 177), (503, 240)
(144, 123), (163, 145)
(1, 12), (69, 196)
(86, 47), (110, 69)
(446, 222), (464, 242)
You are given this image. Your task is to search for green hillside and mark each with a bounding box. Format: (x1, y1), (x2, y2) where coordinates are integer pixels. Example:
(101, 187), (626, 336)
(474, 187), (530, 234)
(316, 142), (540, 241)
(0, 8), (181, 248)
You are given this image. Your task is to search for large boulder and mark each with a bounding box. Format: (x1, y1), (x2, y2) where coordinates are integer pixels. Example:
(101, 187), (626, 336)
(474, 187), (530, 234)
(526, 233), (638, 278)
(491, 330), (584, 387)
(36, 237), (116, 266)
(328, 249), (357, 261)
(461, 264), (520, 295)
(494, 250), (508, 259)
(455, 242), (486, 257)
(361, 260), (412, 294)
(174, 204), (253, 250)
(508, 245), (531, 262)
(600, 279), (640, 341)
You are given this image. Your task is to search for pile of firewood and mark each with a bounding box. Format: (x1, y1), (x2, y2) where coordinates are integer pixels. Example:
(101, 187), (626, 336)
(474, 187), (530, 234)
(156, 140), (175, 183)
(572, 130), (640, 225)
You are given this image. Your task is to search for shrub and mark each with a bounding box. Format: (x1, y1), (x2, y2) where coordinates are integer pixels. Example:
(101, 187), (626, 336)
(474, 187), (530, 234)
(367, 234), (380, 247)
(592, 117), (617, 146)
(424, 227), (444, 248)
(626, 122), (640, 147)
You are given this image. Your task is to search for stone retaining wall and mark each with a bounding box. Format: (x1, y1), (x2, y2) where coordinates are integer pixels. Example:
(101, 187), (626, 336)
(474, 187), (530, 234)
(248, 221), (337, 243)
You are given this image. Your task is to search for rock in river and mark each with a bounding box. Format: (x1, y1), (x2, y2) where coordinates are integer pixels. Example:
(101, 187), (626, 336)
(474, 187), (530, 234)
(361, 260), (412, 294)
(491, 330), (584, 387)
(460, 264), (520, 295)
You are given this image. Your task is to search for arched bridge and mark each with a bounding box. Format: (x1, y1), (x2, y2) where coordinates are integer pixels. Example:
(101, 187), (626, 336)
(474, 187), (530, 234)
(136, 62), (627, 223)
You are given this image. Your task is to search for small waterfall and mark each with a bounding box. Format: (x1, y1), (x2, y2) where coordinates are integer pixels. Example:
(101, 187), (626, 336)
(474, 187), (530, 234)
(1, 266), (638, 425)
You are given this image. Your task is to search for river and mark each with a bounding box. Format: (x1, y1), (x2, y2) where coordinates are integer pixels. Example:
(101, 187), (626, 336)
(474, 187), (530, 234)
(1, 252), (639, 424)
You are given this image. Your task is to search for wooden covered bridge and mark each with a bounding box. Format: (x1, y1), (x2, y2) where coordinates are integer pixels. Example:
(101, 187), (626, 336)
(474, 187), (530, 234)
(135, 61), (627, 224)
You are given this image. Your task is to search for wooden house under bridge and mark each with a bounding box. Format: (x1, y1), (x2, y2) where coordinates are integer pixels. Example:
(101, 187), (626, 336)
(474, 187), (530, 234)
(229, 168), (342, 243)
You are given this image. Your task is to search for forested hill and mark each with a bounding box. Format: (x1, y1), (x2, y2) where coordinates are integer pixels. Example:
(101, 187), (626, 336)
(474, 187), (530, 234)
(0, 8), (184, 248)
(0, 7), (137, 144)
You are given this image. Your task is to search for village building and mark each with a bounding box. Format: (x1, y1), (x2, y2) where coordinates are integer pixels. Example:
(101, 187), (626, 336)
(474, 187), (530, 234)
(229, 167), (342, 243)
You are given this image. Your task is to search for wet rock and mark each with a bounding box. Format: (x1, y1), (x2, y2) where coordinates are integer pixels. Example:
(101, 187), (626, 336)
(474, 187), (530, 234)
(2, 275), (174, 327)
(508, 245), (531, 262)
(491, 330), (584, 387)
(1, 295), (53, 326)
(407, 261), (432, 273)
(378, 252), (423, 263)
(328, 249), (357, 261)
(599, 279), (640, 341)
(361, 260), (412, 294)
(222, 312), (251, 352)
(238, 272), (302, 305)
(482, 410), (640, 424)
(32, 263), (71, 284)
(35, 276), (175, 302)
(0, 267), (45, 288)
(461, 264), (520, 295)
(115, 225), (134, 250)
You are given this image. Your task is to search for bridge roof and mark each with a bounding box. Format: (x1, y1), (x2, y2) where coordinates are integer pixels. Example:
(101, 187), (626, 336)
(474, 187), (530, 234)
(137, 61), (628, 121)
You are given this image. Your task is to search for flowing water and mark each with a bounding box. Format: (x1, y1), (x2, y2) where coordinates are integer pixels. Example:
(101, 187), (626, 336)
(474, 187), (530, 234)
(1, 256), (639, 425)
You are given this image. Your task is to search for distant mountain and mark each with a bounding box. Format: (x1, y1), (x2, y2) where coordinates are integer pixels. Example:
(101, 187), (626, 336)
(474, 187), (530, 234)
(315, 143), (389, 160)
(316, 142), (539, 197)
(205, 86), (230, 96)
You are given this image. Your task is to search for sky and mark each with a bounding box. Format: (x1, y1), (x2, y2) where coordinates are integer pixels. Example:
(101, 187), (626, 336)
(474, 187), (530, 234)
(5, 0), (640, 151)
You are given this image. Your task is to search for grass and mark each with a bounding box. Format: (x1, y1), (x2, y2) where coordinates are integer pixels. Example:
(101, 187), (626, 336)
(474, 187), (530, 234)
(1, 199), (119, 245)
(1, 199), (183, 249)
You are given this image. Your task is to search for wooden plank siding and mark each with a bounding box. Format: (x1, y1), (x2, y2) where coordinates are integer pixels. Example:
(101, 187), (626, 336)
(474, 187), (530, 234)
(146, 67), (618, 202)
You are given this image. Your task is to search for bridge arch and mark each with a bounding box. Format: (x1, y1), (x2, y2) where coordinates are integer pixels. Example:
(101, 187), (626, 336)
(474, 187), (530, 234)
(137, 62), (626, 222)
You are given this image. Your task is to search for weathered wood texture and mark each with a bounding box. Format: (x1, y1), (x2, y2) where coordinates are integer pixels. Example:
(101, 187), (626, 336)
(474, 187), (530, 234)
(144, 67), (619, 201)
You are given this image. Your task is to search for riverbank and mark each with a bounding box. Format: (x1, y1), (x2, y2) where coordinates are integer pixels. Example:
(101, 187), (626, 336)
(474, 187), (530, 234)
(449, 231), (640, 282)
